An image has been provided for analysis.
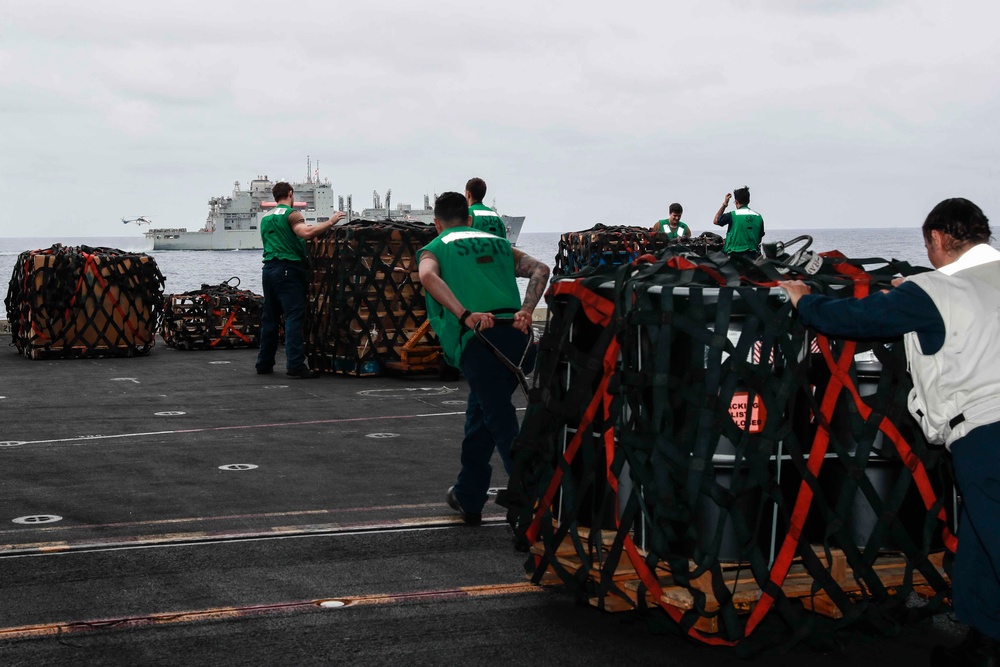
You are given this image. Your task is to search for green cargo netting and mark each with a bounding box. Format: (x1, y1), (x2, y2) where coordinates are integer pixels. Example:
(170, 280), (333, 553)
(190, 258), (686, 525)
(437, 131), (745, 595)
(501, 245), (955, 651)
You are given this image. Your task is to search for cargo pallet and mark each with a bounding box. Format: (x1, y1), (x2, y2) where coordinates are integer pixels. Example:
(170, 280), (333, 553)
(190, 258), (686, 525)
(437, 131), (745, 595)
(530, 528), (949, 633)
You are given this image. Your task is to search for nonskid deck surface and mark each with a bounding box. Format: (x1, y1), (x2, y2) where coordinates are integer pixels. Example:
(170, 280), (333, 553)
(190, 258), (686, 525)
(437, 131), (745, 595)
(0, 337), (962, 665)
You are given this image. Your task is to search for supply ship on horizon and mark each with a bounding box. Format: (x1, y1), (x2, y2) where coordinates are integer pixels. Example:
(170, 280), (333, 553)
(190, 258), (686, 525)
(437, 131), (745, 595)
(141, 159), (525, 251)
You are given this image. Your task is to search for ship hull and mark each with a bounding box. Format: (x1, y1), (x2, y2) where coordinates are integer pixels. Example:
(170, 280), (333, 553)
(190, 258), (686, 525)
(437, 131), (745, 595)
(502, 216), (525, 246)
(146, 229), (262, 251)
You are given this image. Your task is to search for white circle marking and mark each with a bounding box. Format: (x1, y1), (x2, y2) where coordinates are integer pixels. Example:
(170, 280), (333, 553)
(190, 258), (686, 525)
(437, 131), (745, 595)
(13, 515), (63, 525)
(356, 386), (458, 398)
(219, 464), (259, 471)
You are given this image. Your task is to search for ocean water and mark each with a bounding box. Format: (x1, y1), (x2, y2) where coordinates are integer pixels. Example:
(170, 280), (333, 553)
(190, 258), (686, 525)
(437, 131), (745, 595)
(0, 228), (987, 319)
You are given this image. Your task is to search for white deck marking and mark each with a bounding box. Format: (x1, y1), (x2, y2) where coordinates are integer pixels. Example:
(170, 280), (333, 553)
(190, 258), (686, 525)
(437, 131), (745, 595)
(2, 411), (474, 449)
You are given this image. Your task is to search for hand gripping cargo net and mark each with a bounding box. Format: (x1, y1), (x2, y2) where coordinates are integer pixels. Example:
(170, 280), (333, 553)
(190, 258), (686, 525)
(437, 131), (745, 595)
(304, 219), (442, 376)
(161, 277), (264, 350)
(500, 245), (956, 651)
(4, 244), (165, 359)
(554, 224), (725, 276)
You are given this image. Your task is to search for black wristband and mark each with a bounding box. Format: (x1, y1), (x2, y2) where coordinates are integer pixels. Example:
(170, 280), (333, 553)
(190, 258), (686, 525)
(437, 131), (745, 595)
(459, 309), (473, 329)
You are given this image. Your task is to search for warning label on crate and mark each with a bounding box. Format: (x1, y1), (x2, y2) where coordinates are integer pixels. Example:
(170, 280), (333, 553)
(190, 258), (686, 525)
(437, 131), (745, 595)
(729, 392), (766, 433)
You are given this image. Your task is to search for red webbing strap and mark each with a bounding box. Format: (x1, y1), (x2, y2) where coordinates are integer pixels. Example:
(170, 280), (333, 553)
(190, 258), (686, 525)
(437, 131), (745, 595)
(826, 347), (959, 553)
(745, 260), (870, 636)
(525, 279), (617, 545)
(210, 295), (252, 347)
(525, 338), (619, 545)
(548, 280), (615, 325)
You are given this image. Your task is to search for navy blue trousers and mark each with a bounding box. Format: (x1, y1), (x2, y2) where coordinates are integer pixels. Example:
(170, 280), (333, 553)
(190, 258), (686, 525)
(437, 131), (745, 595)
(256, 260), (308, 372)
(951, 421), (1000, 641)
(453, 327), (536, 514)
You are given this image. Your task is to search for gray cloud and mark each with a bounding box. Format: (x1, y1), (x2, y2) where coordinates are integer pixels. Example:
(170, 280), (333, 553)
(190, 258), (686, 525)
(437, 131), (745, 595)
(1, 0), (999, 239)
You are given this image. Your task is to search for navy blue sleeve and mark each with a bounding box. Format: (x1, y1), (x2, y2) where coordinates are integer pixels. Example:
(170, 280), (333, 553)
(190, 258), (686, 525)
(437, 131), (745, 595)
(797, 280), (945, 353)
(715, 212), (732, 228)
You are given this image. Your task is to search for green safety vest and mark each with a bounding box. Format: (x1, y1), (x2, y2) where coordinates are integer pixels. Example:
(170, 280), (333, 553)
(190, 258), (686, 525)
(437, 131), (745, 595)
(260, 205), (307, 263)
(468, 202), (507, 239)
(420, 227), (521, 365)
(723, 207), (764, 254)
(655, 220), (690, 239)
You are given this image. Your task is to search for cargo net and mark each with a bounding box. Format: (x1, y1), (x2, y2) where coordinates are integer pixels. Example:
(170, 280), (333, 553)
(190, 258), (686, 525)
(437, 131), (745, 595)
(305, 219), (441, 376)
(161, 277), (263, 350)
(500, 244), (955, 651)
(4, 244), (165, 360)
(554, 224), (724, 276)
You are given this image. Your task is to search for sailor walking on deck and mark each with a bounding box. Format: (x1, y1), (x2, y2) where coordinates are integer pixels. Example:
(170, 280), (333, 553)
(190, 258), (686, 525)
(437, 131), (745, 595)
(419, 192), (549, 525)
(782, 198), (1000, 667)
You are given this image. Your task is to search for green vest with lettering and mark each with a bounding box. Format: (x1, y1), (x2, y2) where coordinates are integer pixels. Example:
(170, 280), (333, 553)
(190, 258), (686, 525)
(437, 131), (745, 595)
(420, 227), (521, 365)
(723, 207), (764, 254)
(260, 205), (307, 263)
(468, 202), (507, 239)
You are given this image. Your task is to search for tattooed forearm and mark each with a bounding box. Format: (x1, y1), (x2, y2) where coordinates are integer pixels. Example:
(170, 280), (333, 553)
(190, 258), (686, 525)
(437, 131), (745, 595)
(514, 252), (550, 313)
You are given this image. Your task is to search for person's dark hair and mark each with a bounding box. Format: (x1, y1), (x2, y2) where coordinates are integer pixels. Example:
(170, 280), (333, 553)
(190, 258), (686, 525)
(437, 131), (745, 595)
(733, 186), (750, 207)
(922, 198), (991, 248)
(272, 182), (293, 201)
(465, 177), (487, 203)
(668, 203), (683, 215)
(434, 192), (469, 227)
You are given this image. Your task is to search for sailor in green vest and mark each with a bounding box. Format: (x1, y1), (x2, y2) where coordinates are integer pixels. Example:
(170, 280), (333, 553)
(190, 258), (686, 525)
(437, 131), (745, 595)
(255, 181), (345, 379)
(652, 202), (691, 239)
(465, 177), (507, 239)
(419, 192), (550, 524)
(713, 185), (765, 259)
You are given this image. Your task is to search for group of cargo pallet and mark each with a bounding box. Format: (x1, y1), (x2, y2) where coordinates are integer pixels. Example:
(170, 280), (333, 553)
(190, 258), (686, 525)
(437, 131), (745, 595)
(3, 222), (445, 372)
(3, 245), (265, 358)
(503, 230), (954, 648)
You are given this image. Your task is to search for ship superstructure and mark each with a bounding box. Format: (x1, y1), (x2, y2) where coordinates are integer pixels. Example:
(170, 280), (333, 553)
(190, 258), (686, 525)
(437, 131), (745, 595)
(360, 190), (525, 245)
(145, 158), (336, 251)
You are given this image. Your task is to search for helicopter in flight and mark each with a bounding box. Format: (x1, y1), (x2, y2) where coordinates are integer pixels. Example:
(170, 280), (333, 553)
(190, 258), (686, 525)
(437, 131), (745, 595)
(121, 216), (152, 226)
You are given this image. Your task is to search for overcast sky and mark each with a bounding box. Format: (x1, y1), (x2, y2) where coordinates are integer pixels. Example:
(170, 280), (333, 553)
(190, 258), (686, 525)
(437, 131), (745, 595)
(1, 0), (998, 238)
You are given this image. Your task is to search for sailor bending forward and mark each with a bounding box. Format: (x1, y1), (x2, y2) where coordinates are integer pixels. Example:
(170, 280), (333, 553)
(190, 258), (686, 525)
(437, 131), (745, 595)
(418, 192), (550, 525)
(782, 198), (1000, 667)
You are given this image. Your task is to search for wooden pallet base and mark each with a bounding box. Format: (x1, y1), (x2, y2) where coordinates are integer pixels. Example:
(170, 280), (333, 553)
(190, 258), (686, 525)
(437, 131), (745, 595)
(529, 529), (949, 633)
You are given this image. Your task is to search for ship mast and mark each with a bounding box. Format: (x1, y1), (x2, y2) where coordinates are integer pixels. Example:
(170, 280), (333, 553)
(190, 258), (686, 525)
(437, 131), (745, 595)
(306, 155), (312, 184)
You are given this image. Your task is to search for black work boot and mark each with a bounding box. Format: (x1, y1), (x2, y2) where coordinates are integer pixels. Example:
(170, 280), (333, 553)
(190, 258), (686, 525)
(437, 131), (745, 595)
(931, 628), (1000, 667)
